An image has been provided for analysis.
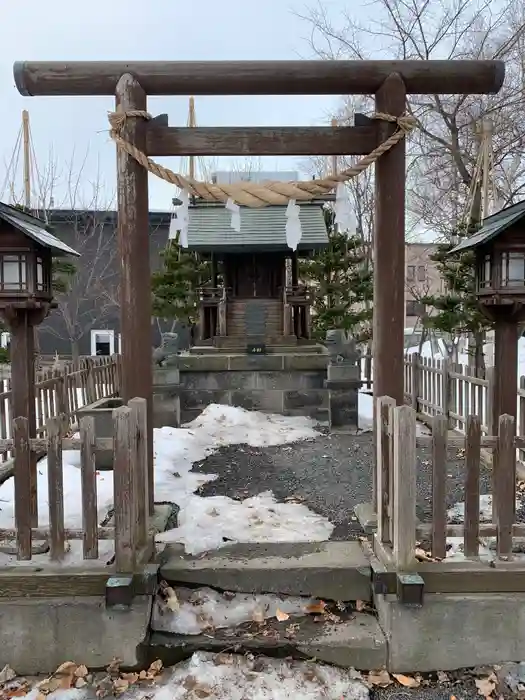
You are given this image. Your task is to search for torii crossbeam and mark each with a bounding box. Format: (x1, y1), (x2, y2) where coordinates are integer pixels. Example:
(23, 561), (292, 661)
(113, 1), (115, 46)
(13, 59), (505, 505)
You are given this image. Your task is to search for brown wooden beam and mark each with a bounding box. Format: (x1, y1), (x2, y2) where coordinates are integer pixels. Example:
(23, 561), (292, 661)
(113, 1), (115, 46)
(115, 74), (154, 514)
(13, 60), (505, 97)
(146, 125), (378, 157)
(373, 73), (406, 408)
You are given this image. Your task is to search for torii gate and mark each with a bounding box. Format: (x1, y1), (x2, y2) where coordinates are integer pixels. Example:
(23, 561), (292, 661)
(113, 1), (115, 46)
(13, 59), (505, 503)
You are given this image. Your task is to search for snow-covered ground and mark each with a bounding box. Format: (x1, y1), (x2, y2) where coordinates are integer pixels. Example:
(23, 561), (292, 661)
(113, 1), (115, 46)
(0, 404), (337, 561)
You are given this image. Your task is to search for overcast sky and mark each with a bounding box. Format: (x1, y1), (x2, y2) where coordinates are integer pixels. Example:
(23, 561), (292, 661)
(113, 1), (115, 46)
(0, 0), (368, 210)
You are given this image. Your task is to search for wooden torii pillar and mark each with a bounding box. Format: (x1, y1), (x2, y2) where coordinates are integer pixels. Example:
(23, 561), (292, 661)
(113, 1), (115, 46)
(13, 59), (504, 483)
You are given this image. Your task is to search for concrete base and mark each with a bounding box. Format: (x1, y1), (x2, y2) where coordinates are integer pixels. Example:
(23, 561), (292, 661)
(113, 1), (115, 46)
(375, 592), (525, 672)
(146, 613), (387, 670)
(0, 595), (152, 674)
(160, 541), (372, 602)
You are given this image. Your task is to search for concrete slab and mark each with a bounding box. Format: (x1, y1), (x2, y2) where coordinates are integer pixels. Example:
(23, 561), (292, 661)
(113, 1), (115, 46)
(0, 595), (152, 674)
(354, 502), (378, 534)
(160, 541), (372, 602)
(376, 592), (525, 672)
(144, 613), (386, 670)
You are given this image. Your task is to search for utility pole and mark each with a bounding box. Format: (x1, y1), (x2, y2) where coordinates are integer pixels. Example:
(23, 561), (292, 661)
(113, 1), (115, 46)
(22, 110), (31, 209)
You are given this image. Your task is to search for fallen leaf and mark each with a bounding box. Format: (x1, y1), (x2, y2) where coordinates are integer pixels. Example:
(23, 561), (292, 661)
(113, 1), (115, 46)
(54, 662), (77, 676)
(194, 686), (213, 699)
(0, 666), (16, 685)
(75, 679), (87, 689)
(475, 675), (497, 698)
(74, 665), (88, 679)
(112, 678), (129, 695)
(276, 609), (290, 622)
(106, 658), (121, 675)
(437, 671), (450, 683)
(121, 673), (139, 685)
(252, 609), (265, 623)
(368, 669), (392, 687)
(393, 673), (420, 688)
(3, 690), (27, 698)
(356, 600), (367, 612)
(148, 660), (163, 676)
(306, 601), (327, 615)
(213, 654), (234, 666)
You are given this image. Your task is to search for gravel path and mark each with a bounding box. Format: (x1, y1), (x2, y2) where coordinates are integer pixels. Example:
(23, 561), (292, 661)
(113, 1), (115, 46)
(193, 430), (492, 539)
(191, 427), (497, 699)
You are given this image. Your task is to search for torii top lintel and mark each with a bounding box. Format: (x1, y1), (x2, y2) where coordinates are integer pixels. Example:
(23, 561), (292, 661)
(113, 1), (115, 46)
(13, 60), (504, 97)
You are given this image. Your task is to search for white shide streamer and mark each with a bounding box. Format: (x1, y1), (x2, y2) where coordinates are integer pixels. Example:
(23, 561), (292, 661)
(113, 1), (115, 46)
(285, 200), (302, 251)
(225, 198), (241, 232)
(335, 183), (356, 234)
(170, 189), (190, 248)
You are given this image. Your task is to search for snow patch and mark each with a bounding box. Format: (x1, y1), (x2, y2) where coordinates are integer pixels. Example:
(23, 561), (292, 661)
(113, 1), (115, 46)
(152, 586), (316, 635)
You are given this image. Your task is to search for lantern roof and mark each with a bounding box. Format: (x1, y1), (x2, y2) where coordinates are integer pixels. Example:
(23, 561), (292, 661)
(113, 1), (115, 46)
(450, 200), (525, 254)
(0, 202), (80, 257)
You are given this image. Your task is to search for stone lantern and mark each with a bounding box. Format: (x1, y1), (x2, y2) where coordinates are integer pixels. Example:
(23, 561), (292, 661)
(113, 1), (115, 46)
(451, 201), (525, 423)
(0, 202), (79, 524)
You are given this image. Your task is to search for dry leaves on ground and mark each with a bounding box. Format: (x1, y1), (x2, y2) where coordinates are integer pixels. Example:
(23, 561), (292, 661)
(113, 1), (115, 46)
(392, 673), (421, 689)
(475, 673), (498, 698)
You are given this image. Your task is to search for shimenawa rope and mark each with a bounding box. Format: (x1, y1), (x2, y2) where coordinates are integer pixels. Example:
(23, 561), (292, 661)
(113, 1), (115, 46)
(107, 110), (416, 207)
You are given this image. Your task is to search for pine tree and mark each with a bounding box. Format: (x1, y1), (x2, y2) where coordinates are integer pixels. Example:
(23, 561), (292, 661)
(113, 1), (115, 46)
(421, 222), (491, 367)
(301, 209), (373, 341)
(151, 237), (210, 326)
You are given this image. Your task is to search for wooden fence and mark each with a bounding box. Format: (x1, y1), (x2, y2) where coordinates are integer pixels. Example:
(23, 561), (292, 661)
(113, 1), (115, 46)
(0, 396), (150, 571)
(0, 355), (120, 466)
(374, 396), (525, 597)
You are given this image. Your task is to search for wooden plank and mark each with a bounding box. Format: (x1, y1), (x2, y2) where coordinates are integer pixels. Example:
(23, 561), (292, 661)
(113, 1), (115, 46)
(46, 417), (65, 561)
(464, 415), (481, 557)
(113, 406), (136, 572)
(13, 417), (32, 560)
(128, 397), (149, 543)
(13, 59), (505, 96)
(431, 415), (448, 559)
(80, 416), (98, 559)
(373, 73), (406, 406)
(0, 569), (154, 598)
(146, 125), (378, 157)
(417, 522), (525, 538)
(0, 526), (113, 540)
(376, 396), (396, 543)
(392, 405), (417, 569)
(497, 413), (516, 559)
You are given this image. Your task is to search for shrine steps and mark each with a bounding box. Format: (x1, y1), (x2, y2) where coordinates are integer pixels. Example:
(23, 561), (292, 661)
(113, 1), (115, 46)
(142, 540), (386, 670)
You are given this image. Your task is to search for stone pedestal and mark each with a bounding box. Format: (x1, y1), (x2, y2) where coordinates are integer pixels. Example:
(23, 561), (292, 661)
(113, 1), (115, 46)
(153, 367), (181, 428)
(325, 362), (360, 430)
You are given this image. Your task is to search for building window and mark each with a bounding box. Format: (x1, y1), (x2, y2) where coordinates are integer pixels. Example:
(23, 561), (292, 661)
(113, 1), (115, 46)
(406, 300), (426, 317)
(407, 265), (415, 282)
(417, 265), (427, 282)
(90, 330), (115, 356)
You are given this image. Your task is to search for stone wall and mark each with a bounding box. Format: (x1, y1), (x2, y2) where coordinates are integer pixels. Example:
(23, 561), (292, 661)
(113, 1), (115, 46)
(153, 353), (330, 425)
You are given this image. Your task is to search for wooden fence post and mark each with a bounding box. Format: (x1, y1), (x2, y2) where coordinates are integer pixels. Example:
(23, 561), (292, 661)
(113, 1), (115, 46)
(13, 416), (32, 560)
(80, 415), (98, 559)
(392, 405), (417, 569)
(497, 413), (516, 559)
(464, 414), (481, 557)
(85, 358), (96, 405)
(431, 414), (448, 559)
(128, 397), (150, 545)
(376, 395), (396, 543)
(519, 376), (525, 463)
(113, 405), (137, 572)
(486, 366), (495, 435)
(410, 353), (420, 412)
(442, 359), (451, 420)
(46, 416), (65, 561)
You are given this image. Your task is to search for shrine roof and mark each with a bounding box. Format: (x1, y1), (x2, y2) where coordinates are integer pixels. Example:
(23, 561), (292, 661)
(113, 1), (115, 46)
(0, 202), (80, 257)
(185, 199), (330, 252)
(451, 199), (525, 253)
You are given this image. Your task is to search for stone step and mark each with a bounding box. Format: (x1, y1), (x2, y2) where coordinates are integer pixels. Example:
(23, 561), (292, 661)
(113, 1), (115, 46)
(160, 541), (372, 602)
(142, 613), (387, 670)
